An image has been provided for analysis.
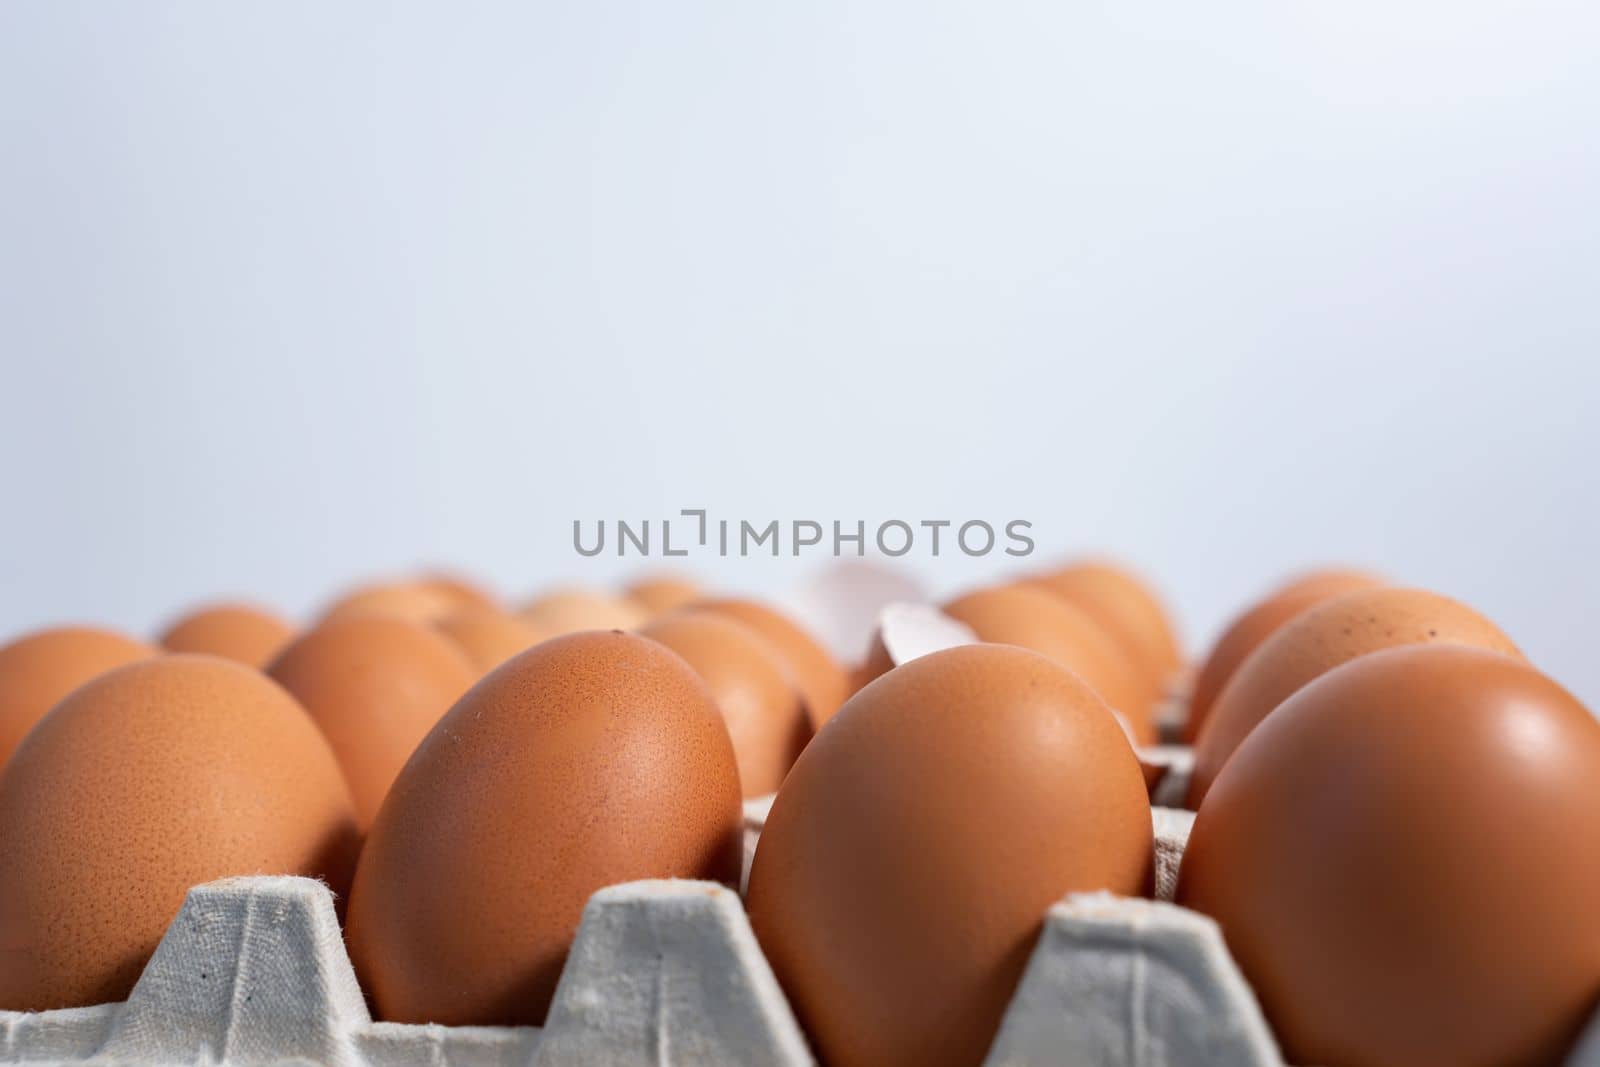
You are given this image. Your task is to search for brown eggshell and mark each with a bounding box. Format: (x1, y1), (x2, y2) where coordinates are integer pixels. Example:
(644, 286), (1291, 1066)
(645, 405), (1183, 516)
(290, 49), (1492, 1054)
(940, 584), (1155, 743)
(520, 588), (648, 634)
(434, 608), (551, 674)
(625, 573), (701, 617)
(158, 602), (295, 667)
(1184, 569), (1383, 742)
(0, 625), (156, 771)
(696, 598), (849, 729)
(1271, 566), (1386, 601)
(848, 602), (983, 698)
(1029, 559), (1181, 696)
(417, 572), (500, 613)
(1137, 754), (1169, 794)
(1187, 586), (1521, 807)
(267, 616), (477, 829)
(638, 611), (811, 796)
(851, 632), (896, 696)
(0, 655), (360, 1011)
(746, 644), (1153, 1067)
(345, 631), (743, 1026)
(322, 581), (460, 625)
(1178, 646), (1600, 1067)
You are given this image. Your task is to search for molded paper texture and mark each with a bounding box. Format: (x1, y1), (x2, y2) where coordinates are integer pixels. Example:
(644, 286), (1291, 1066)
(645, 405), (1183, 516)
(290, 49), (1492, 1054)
(8, 809), (1600, 1066)
(0, 877), (807, 1067)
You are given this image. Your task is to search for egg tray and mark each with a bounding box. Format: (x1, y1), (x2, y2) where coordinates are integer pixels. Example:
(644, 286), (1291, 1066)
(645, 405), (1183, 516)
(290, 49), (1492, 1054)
(7, 788), (1600, 1067)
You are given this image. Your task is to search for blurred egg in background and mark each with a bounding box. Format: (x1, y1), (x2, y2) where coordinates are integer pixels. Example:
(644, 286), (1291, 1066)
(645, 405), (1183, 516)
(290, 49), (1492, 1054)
(0, 1), (1595, 709)
(0, 4), (1598, 1061)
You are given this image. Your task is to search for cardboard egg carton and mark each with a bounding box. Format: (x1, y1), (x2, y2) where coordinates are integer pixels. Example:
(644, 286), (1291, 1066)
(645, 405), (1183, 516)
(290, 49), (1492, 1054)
(8, 791), (1600, 1066)
(0, 874), (801, 1067)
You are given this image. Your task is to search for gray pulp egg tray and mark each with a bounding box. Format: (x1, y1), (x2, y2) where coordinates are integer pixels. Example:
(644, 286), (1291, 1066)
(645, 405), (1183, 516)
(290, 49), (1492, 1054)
(7, 772), (1600, 1067)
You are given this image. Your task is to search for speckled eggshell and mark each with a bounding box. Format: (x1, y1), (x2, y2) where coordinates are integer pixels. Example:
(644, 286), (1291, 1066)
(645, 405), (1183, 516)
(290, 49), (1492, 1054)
(158, 602), (295, 667)
(638, 610), (811, 796)
(344, 630), (743, 1026)
(0, 625), (157, 771)
(940, 584), (1155, 743)
(267, 616), (477, 829)
(625, 574), (701, 617)
(1188, 586), (1522, 807)
(520, 588), (648, 634)
(746, 644), (1153, 1067)
(0, 655), (360, 1012)
(1184, 569), (1383, 742)
(1029, 559), (1181, 698)
(434, 608), (551, 674)
(696, 598), (849, 730)
(1179, 646), (1600, 1067)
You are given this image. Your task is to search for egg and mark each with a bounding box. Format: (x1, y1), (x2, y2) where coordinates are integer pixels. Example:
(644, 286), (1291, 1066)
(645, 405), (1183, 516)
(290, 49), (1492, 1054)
(434, 608), (551, 674)
(638, 610), (811, 796)
(0, 625), (157, 771)
(625, 573), (701, 617)
(1028, 559), (1182, 694)
(848, 602), (985, 698)
(417, 572), (500, 613)
(696, 598), (849, 729)
(0, 655), (360, 1011)
(847, 654), (884, 697)
(520, 588), (648, 634)
(322, 581), (460, 625)
(158, 601), (295, 667)
(1178, 646), (1600, 1067)
(345, 631), (742, 1026)
(1187, 586), (1521, 807)
(1184, 568), (1382, 742)
(1271, 566), (1387, 600)
(746, 644), (1152, 1067)
(939, 584), (1154, 743)
(267, 615), (477, 829)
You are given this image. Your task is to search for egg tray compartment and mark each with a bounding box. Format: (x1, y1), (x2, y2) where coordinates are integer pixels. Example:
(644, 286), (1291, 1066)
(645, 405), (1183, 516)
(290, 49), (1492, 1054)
(8, 791), (1600, 1067)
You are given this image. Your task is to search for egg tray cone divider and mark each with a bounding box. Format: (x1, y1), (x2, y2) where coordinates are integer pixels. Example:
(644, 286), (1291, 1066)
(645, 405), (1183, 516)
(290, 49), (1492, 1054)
(9, 789), (1600, 1066)
(0, 874), (809, 1067)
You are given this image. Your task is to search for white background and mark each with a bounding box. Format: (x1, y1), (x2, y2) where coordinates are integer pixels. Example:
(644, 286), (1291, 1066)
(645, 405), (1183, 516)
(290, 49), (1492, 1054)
(2, 2), (1596, 705)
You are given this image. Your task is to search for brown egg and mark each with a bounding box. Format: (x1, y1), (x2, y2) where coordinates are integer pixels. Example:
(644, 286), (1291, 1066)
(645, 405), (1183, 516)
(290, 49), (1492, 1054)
(746, 645), (1153, 1067)
(939, 584), (1155, 743)
(0, 626), (156, 771)
(1187, 587), (1521, 807)
(696, 598), (849, 730)
(435, 608), (551, 674)
(851, 607), (971, 695)
(520, 588), (648, 634)
(1184, 569), (1383, 742)
(1178, 646), (1600, 1067)
(158, 602), (295, 667)
(323, 581), (460, 625)
(851, 633), (896, 696)
(0, 655), (360, 1011)
(638, 611), (811, 796)
(1029, 559), (1182, 696)
(345, 631), (742, 1026)
(267, 616), (477, 830)
(418, 572), (500, 613)
(1271, 566), (1387, 601)
(625, 573), (701, 617)
(848, 602), (983, 699)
